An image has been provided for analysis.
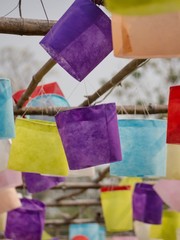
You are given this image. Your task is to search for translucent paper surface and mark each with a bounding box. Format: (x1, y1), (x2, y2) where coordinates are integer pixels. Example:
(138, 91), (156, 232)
(133, 183), (163, 224)
(100, 187), (133, 232)
(110, 119), (166, 177)
(167, 86), (180, 143)
(26, 94), (70, 122)
(154, 179), (180, 211)
(105, 0), (180, 16)
(8, 118), (69, 176)
(5, 198), (45, 240)
(69, 223), (105, 240)
(40, 0), (112, 81)
(112, 13), (180, 58)
(55, 103), (122, 170)
(0, 79), (15, 139)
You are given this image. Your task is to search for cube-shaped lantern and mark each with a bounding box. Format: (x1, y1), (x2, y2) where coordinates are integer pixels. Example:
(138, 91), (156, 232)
(55, 103), (122, 170)
(110, 119), (166, 177)
(8, 118), (69, 176)
(133, 183), (163, 224)
(5, 198), (45, 240)
(40, 0), (112, 81)
(0, 79), (15, 139)
(111, 13), (180, 58)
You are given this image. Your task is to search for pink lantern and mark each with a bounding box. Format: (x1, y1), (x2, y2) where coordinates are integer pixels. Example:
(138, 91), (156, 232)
(0, 169), (22, 189)
(153, 179), (180, 211)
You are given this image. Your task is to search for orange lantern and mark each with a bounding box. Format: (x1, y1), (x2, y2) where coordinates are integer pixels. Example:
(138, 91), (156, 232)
(112, 12), (180, 58)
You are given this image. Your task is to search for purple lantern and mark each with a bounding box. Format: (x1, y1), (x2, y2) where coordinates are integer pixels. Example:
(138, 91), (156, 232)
(55, 103), (122, 170)
(23, 172), (65, 193)
(40, 0), (112, 81)
(133, 183), (163, 224)
(5, 198), (45, 240)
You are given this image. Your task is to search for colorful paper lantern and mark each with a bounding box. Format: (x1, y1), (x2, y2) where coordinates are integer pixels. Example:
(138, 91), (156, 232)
(55, 103), (122, 170)
(8, 118), (69, 176)
(26, 94), (70, 121)
(40, 0), (112, 81)
(13, 82), (64, 106)
(23, 172), (65, 193)
(153, 179), (180, 211)
(0, 169), (22, 189)
(120, 177), (142, 192)
(177, 229), (180, 240)
(0, 139), (11, 171)
(0, 212), (7, 233)
(42, 231), (53, 240)
(0, 188), (21, 214)
(69, 223), (105, 240)
(133, 183), (163, 224)
(111, 13), (180, 58)
(167, 86), (180, 144)
(100, 186), (133, 232)
(166, 144), (180, 179)
(5, 198), (45, 240)
(150, 210), (180, 240)
(0, 78), (15, 139)
(104, 0), (180, 16)
(110, 119), (166, 177)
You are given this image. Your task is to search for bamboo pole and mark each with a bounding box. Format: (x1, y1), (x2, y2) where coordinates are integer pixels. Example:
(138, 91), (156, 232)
(14, 104), (168, 116)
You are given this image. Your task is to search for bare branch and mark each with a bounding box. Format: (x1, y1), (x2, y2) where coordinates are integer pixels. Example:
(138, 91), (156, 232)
(79, 59), (148, 107)
(0, 17), (55, 35)
(14, 104), (168, 116)
(16, 58), (56, 108)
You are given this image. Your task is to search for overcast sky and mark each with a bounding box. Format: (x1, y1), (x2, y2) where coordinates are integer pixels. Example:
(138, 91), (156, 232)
(0, 0), (130, 106)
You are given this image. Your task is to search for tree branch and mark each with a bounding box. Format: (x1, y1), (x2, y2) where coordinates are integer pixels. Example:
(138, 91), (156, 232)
(47, 199), (100, 207)
(16, 58), (56, 108)
(0, 17), (55, 35)
(56, 167), (109, 202)
(13, 104), (168, 116)
(79, 59), (148, 106)
(45, 218), (98, 226)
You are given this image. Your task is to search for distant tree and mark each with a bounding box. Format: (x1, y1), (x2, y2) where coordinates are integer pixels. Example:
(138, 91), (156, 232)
(0, 47), (41, 93)
(100, 58), (180, 107)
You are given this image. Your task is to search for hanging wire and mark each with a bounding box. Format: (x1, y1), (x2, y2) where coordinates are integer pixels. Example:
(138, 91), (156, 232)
(93, 83), (119, 105)
(40, 0), (49, 24)
(19, 0), (22, 18)
(1, 1), (19, 17)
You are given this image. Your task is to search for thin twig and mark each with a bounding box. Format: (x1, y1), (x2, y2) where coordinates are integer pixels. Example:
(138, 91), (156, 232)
(16, 58), (56, 108)
(56, 166), (110, 202)
(79, 59), (148, 107)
